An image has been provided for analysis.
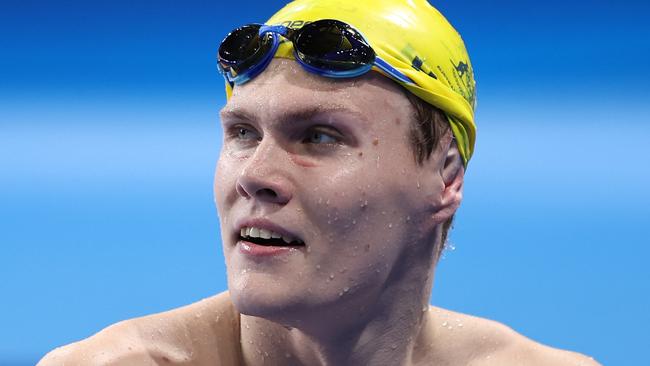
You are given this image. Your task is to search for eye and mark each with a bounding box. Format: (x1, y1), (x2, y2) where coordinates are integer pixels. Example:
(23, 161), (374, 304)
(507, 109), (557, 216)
(227, 125), (260, 142)
(305, 129), (340, 145)
(238, 127), (259, 140)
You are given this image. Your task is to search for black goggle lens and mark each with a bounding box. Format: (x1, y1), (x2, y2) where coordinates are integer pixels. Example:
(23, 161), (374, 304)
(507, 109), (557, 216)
(295, 20), (375, 71)
(218, 24), (273, 75)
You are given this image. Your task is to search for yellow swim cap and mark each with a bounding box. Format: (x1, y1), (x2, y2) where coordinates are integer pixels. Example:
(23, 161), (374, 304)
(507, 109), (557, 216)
(224, 0), (476, 165)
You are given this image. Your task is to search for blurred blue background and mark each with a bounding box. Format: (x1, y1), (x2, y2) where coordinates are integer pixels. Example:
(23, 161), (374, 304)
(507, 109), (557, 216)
(1, 0), (648, 364)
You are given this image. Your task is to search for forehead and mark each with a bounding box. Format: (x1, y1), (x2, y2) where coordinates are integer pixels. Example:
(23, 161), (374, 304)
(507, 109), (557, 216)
(222, 59), (412, 125)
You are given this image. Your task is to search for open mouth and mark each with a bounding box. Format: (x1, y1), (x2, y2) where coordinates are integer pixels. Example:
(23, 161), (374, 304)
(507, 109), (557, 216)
(239, 227), (305, 247)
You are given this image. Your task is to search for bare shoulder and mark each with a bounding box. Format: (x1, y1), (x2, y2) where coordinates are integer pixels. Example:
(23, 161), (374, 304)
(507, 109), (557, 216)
(37, 318), (154, 366)
(38, 291), (242, 366)
(426, 306), (601, 366)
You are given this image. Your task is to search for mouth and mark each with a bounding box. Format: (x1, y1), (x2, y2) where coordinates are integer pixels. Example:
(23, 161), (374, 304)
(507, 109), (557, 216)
(238, 226), (305, 248)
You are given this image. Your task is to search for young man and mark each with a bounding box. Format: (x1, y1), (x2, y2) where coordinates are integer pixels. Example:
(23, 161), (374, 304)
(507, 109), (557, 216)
(39, 0), (600, 365)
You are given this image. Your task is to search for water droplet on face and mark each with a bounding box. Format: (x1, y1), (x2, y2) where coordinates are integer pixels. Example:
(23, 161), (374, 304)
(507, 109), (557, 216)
(406, 216), (411, 222)
(422, 306), (429, 312)
(391, 344), (398, 350)
(416, 181), (421, 189)
(388, 223), (393, 228)
(352, 219), (357, 225)
(343, 286), (349, 292)
(326, 199), (330, 205)
(442, 321), (448, 327)
(329, 273), (335, 280)
(316, 264), (321, 270)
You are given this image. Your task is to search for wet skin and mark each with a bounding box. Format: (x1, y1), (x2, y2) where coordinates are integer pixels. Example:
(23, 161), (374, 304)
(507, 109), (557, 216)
(214, 58), (463, 365)
(37, 59), (601, 366)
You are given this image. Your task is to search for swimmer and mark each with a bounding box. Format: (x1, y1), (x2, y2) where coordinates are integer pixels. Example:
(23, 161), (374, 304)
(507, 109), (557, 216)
(39, 1), (601, 365)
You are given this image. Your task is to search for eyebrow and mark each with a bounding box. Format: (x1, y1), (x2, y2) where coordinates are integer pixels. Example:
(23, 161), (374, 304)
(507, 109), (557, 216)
(220, 104), (369, 128)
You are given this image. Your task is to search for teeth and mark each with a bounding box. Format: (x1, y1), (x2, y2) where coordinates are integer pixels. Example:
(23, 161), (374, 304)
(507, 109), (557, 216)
(240, 226), (302, 244)
(259, 229), (271, 239)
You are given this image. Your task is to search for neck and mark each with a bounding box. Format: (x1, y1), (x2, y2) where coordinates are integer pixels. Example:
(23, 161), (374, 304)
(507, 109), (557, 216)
(239, 239), (438, 366)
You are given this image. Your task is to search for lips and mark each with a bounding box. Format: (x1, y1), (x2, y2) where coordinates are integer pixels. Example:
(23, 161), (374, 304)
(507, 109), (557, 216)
(234, 218), (305, 248)
(240, 226), (304, 246)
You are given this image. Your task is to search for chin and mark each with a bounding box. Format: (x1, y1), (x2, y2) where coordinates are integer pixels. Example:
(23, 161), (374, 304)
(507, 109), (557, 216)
(229, 281), (340, 328)
(228, 275), (302, 317)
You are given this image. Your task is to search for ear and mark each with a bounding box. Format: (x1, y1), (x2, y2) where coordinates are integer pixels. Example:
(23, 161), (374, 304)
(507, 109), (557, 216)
(431, 138), (465, 223)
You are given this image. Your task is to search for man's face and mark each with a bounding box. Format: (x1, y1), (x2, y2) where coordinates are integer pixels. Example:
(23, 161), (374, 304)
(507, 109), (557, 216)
(214, 59), (447, 322)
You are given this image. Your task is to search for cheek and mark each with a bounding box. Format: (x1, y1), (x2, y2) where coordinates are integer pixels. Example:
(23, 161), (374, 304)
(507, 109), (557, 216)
(307, 162), (410, 264)
(317, 142), (427, 253)
(214, 152), (243, 239)
(214, 153), (238, 204)
(304, 188), (412, 300)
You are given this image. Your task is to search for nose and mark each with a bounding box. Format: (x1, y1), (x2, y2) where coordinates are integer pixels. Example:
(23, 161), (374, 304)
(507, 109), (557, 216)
(236, 141), (293, 205)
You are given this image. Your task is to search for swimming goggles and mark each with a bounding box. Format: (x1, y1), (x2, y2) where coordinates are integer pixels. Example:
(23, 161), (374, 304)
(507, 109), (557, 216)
(217, 19), (413, 86)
